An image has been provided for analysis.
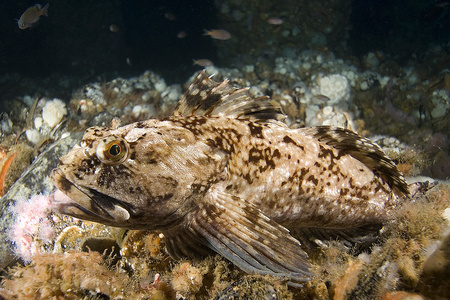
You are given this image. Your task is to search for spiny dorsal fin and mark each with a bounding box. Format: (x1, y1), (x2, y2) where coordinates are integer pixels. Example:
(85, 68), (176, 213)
(174, 70), (285, 122)
(300, 126), (409, 197)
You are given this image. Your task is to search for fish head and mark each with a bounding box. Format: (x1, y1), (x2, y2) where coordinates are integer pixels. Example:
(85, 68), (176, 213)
(17, 18), (28, 29)
(51, 119), (227, 230)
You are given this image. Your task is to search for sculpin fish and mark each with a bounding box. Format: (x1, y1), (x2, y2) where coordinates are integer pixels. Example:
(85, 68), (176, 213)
(51, 71), (409, 285)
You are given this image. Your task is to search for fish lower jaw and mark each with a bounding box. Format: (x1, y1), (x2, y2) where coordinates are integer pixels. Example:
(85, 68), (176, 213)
(51, 170), (131, 223)
(52, 188), (130, 224)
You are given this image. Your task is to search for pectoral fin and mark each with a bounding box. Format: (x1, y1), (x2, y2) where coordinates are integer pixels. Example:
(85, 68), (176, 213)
(292, 224), (383, 253)
(179, 187), (313, 284)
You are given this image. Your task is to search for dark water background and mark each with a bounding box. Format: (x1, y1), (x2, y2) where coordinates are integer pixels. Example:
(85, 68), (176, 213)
(1, 0), (449, 86)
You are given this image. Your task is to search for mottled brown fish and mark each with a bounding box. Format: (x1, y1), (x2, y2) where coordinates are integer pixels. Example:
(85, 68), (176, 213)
(51, 71), (409, 285)
(17, 3), (49, 29)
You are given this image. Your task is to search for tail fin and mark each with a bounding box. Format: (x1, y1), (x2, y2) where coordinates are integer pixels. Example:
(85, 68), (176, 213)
(41, 3), (49, 17)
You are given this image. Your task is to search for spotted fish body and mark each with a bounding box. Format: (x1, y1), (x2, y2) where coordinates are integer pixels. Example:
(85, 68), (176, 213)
(51, 71), (409, 285)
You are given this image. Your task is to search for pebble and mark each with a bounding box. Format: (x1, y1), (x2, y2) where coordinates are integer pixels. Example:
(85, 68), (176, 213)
(34, 117), (43, 129)
(0, 114), (13, 134)
(360, 81), (369, 91)
(155, 81), (167, 92)
(25, 129), (41, 145)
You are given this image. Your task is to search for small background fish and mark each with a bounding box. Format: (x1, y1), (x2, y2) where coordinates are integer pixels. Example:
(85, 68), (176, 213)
(203, 29), (232, 40)
(192, 59), (213, 67)
(17, 3), (49, 29)
(267, 17), (284, 25)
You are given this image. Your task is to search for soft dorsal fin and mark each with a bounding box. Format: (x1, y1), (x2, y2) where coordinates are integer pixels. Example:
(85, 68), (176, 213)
(174, 70), (285, 122)
(300, 126), (410, 197)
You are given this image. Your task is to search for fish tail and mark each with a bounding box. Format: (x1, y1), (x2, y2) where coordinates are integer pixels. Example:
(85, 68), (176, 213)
(41, 3), (49, 17)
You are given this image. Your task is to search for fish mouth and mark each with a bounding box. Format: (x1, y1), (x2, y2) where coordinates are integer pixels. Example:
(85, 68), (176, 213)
(51, 168), (131, 225)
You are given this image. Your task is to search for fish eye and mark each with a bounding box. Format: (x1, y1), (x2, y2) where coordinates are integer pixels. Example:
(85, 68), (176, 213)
(96, 136), (129, 165)
(109, 144), (121, 156)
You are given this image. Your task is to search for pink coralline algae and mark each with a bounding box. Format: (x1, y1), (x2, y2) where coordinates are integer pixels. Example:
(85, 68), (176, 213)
(7, 194), (54, 262)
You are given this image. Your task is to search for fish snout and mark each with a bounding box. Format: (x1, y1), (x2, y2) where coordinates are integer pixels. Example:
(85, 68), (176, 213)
(18, 22), (28, 29)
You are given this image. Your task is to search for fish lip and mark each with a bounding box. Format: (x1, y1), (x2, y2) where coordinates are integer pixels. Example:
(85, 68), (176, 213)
(51, 168), (131, 224)
(51, 189), (106, 221)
